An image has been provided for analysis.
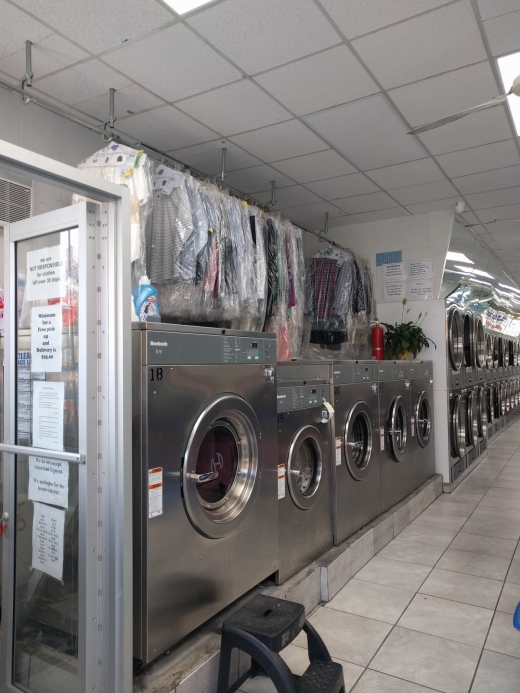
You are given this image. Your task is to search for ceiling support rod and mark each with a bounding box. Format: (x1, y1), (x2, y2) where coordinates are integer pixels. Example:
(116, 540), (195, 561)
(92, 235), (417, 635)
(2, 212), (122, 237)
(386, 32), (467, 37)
(20, 40), (33, 103)
(220, 147), (227, 182)
(269, 180), (277, 206)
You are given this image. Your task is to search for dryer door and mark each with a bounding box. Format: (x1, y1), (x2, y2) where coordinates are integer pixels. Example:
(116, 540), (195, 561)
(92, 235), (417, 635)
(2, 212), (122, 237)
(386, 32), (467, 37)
(493, 384), (501, 420)
(477, 386), (487, 437)
(492, 336), (499, 369)
(485, 386), (493, 426)
(501, 383), (507, 416)
(474, 317), (485, 368)
(451, 394), (465, 457)
(415, 391), (432, 448)
(463, 312), (475, 368)
(387, 395), (408, 463)
(485, 333), (493, 369)
(344, 401), (373, 481)
(286, 425), (325, 510)
(448, 308), (463, 370)
(182, 393), (262, 539)
(466, 390), (478, 447)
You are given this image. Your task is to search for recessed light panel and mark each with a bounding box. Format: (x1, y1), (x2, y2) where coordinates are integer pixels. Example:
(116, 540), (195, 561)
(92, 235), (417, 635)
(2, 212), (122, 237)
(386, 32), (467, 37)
(163, 0), (216, 15)
(446, 251), (474, 264)
(497, 52), (520, 136)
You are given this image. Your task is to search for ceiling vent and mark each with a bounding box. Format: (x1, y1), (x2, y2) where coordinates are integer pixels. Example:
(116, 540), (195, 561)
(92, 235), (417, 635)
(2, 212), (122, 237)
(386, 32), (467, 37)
(0, 178), (32, 224)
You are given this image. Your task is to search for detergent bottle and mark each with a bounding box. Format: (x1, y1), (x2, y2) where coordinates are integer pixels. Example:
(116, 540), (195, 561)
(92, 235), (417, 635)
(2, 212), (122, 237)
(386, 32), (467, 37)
(132, 276), (160, 322)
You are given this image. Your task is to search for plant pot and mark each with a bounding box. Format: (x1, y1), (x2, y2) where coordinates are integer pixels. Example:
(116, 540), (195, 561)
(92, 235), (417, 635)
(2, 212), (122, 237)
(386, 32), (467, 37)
(397, 351), (411, 361)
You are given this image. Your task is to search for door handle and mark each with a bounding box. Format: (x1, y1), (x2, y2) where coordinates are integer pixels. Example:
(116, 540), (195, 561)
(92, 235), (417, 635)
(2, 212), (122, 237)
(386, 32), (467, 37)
(187, 472), (217, 484)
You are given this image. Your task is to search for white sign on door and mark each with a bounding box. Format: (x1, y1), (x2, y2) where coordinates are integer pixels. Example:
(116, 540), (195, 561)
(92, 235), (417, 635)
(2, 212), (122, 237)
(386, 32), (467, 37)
(28, 456), (69, 509)
(32, 381), (64, 451)
(26, 245), (66, 302)
(31, 306), (62, 373)
(31, 501), (65, 581)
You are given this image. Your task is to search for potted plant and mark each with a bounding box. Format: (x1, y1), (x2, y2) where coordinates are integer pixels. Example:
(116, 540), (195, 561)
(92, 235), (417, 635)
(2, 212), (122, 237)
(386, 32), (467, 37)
(382, 299), (436, 360)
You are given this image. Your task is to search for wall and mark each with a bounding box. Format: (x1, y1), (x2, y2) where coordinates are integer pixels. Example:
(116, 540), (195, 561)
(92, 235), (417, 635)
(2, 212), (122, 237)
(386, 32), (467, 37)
(303, 210), (455, 483)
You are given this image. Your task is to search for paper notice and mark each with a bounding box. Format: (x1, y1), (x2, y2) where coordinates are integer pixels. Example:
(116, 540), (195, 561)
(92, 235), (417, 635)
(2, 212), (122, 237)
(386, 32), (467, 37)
(383, 282), (406, 302)
(382, 262), (406, 281)
(26, 245), (66, 302)
(277, 464), (286, 500)
(148, 467), (163, 519)
(31, 306), (62, 373)
(409, 279), (434, 300)
(32, 501), (65, 581)
(409, 259), (433, 279)
(335, 436), (342, 466)
(28, 456), (69, 509)
(32, 381), (64, 451)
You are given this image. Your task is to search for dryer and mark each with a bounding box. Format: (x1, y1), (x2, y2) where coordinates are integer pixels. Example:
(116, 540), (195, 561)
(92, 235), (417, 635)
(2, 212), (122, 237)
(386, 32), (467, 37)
(409, 362), (435, 490)
(275, 361), (334, 584)
(449, 389), (466, 483)
(476, 382), (488, 457)
(331, 361), (380, 545)
(447, 305), (464, 389)
(464, 386), (479, 470)
(132, 324), (278, 664)
(474, 315), (486, 383)
(379, 362), (413, 513)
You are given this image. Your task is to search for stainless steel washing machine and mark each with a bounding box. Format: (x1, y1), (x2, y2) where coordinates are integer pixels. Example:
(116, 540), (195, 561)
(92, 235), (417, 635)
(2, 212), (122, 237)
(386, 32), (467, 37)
(275, 361), (334, 584)
(464, 386), (479, 470)
(476, 382), (488, 457)
(379, 362), (413, 513)
(486, 383), (497, 440)
(409, 362), (435, 490)
(462, 310), (476, 387)
(449, 389), (466, 482)
(474, 315), (486, 383)
(132, 324), (278, 664)
(331, 361), (380, 545)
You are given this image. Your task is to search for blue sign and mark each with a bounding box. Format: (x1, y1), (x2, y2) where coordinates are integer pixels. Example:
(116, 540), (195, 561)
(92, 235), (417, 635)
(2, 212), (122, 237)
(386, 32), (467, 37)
(376, 251), (402, 266)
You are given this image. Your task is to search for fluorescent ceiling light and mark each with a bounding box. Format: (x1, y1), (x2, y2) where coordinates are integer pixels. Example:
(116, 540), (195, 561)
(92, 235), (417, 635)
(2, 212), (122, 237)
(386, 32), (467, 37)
(454, 265), (494, 279)
(498, 52), (520, 136)
(499, 282), (520, 295)
(446, 251), (474, 264)
(163, 0), (216, 14)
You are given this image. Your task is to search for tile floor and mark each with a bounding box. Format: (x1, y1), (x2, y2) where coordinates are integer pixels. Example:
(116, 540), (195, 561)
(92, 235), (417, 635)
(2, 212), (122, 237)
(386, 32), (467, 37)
(239, 424), (520, 693)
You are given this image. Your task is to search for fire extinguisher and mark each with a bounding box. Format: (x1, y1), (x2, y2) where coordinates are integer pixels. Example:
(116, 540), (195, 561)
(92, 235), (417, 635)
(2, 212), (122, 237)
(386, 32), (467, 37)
(372, 320), (384, 361)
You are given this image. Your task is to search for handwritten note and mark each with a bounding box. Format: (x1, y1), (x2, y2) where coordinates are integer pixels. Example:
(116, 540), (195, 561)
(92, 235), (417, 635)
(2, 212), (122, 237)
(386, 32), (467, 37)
(31, 501), (65, 581)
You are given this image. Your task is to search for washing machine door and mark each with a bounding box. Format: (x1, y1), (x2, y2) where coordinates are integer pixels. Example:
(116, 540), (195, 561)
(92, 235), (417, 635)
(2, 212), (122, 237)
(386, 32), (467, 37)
(498, 337), (505, 367)
(477, 386), (487, 437)
(486, 386), (493, 426)
(182, 393), (262, 539)
(415, 391), (432, 448)
(493, 384), (500, 420)
(344, 401), (373, 481)
(485, 333), (493, 369)
(387, 395), (408, 463)
(474, 317), (485, 368)
(463, 312), (475, 368)
(500, 383), (507, 416)
(492, 336), (499, 369)
(287, 425), (325, 510)
(448, 308), (463, 370)
(451, 394), (465, 457)
(466, 390), (478, 447)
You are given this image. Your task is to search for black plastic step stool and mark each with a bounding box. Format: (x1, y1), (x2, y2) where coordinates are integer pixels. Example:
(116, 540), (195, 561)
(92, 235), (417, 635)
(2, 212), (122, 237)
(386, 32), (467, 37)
(216, 594), (345, 693)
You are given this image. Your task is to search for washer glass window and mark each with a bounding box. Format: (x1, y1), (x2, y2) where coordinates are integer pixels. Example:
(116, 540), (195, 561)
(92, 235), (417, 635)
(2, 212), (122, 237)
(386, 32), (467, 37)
(344, 401), (373, 480)
(195, 421), (239, 506)
(416, 392), (431, 448)
(293, 438), (319, 496)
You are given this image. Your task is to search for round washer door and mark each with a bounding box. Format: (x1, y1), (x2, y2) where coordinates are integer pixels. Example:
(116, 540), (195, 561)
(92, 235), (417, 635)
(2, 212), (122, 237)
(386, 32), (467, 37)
(344, 401), (373, 481)
(387, 395), (408, 463)
(451, 395), (465, 457)
(448, 308), (463, 370)
(486, 386), (493, 425)
(477, 386), (487, 437)
(474, 317), (485, 368)
(182, 393), (262, 539)
(485, 333), (493, 369)
(500, 383), (507, 416)
(466, 390), (478, 447)
(287, 425), (325, 510)
(493, 384), (500, 420)
(463, 311), (475, 368)
(415, 391), (432, 448)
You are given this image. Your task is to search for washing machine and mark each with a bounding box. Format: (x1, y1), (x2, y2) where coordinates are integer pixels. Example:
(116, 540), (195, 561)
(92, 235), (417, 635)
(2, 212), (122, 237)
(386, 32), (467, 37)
(476, 382), (488, 457)
(464, 386), (479, 469)
(462, 310), (475, 387)
(275, 361), (334, 584)
(379, 362), (413, 513)
(409, 362), (435, 490)
(449, 389), (466, 483)
(474, 315), (486, 383)
(447, 305), (464, 389)
(331, 361), (380, 545)
(132, 324), (278, 664)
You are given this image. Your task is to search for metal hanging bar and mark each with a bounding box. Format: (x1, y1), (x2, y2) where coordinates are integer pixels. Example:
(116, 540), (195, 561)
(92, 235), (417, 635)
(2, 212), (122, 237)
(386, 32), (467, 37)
(20, 40), (33, 103)
(109, 87), (116, 129)
(220, 147), (227, 182)
(269, 180), (277, 206)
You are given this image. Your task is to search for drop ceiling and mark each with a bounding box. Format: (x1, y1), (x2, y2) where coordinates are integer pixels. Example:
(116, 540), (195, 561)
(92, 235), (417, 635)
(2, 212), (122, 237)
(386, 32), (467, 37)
(1, 0), (520, 279)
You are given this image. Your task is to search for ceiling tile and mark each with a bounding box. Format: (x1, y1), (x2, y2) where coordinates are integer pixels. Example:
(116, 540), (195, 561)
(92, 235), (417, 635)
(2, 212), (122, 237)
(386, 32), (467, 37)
(483, 11), (520, 56)
(466, 187), (520, 210)
(187, 0), (340, 74)
(221, 165), (295, 194)
(453, 165), (520, 195)
(255, 45), (378, 116)
(390, 179), (457, 205)
(11, 0), (174, 53)
(279, 200), (347, 223)
(461, 212), (482, 225)
(304, 95), (426, 170)
(117, 105), (217, 151)
(168, 140), (261, 175)
(305, 173), (379, 199)
(75, 84), (163, 121)
(176, 80), (291, 136)
(35, 60), (132, 106)
(271, 150), (357, 184)
(0, 33), (88, 78)
(486, 221), (520, 238)
(477, 204), (520, 222)
(477, 0), (520, 20)
(318, 0), (452, 39)
(436, 140), (520, 178)
(366, 158), (445, 189)
(389, 62), (500, 128)
(354, 207), (412, 223)
(230, 120), (328, 163)
(352, 1), (487, 89)
(0, 1), (52, 60)
(418, 107), (513, 155)
(334, 191), (400, 214)
(255, 185), (322, 209)
(405, 197), (459, 214)
(103, 24), (241, 103)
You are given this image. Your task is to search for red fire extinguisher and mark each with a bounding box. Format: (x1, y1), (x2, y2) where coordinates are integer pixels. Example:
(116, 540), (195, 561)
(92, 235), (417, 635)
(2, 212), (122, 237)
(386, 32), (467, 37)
(372, 320), (384, 361)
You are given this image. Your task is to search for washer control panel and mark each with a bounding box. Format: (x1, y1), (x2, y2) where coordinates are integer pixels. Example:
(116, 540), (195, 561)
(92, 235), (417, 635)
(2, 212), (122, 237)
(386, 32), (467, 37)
(277, 385), (330, 413)
(146, 332), (276, 365)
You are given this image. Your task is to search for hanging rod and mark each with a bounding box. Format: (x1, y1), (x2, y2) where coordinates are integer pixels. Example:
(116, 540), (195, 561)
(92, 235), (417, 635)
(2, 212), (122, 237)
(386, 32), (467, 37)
(0, 76), (356, 248)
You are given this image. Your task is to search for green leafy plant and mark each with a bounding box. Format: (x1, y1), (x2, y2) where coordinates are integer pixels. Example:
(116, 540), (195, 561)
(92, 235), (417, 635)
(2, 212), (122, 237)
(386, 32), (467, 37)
(381, 299), (436, 359)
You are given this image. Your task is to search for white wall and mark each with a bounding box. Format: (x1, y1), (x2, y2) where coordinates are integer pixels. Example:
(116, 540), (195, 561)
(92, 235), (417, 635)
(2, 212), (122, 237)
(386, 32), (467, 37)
(303, 210), (455, 483)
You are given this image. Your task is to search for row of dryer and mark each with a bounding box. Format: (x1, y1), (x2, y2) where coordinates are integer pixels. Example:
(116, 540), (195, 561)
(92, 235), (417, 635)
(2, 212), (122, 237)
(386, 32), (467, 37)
(447, 304), (520, 482)
(132, 323), (435, 665)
